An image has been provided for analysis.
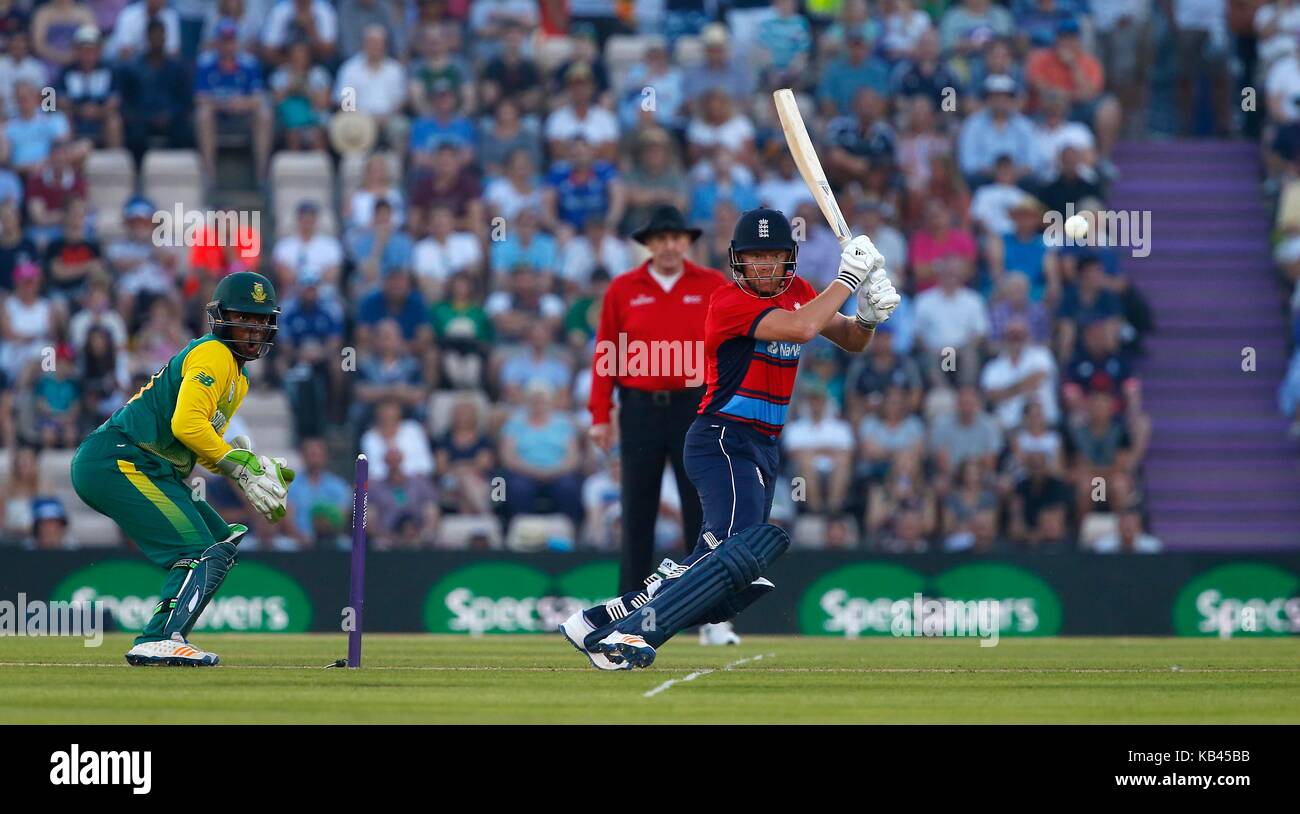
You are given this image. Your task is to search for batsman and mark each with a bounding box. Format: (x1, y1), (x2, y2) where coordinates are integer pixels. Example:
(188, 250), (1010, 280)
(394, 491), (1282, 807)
(561, 209), (900, 669)
(71, 271), (294, 666)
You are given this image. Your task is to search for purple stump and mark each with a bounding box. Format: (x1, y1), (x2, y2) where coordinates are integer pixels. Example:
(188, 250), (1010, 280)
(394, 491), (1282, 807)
(348, 454), (368, 668)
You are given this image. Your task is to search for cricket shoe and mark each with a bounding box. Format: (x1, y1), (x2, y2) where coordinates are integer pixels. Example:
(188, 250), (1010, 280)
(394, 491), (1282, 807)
(699, 621), (741, 646)
(590, 632), (656, 669)
(125, 633), (220, 667)
(559, 610), (631, 671)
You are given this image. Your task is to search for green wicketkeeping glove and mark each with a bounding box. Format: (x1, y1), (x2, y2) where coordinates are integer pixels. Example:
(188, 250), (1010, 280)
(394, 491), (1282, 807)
(217, 448), (290, 522)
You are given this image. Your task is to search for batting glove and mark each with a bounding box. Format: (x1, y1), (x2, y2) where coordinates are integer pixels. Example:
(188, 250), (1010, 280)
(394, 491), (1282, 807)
(835, 235), (885, 292)
(855, 268), (901, 328)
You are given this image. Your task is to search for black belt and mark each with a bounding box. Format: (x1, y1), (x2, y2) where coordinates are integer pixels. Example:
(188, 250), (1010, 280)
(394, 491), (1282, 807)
(619, 385), (705, 408)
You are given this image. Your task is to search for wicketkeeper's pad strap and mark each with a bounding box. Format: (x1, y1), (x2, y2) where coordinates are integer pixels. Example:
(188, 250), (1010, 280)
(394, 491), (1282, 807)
(163, 539), (241, 639)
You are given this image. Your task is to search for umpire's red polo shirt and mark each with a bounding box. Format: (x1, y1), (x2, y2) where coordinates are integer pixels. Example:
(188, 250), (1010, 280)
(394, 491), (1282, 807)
(588, 259), (727, 425)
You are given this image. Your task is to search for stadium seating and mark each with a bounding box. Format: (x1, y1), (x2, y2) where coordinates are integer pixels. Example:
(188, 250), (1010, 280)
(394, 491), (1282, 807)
(271, 152), (337, 237)
(505, 515), (577, 553)
(141, 150), (204, 215)
(84, 150), (135, 240)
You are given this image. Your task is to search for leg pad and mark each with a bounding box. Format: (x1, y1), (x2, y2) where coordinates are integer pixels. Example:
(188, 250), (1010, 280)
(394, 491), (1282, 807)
(593, 524), (788, 649)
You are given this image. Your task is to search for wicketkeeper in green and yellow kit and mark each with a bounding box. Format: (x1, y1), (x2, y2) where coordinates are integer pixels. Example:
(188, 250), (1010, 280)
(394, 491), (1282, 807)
(71, 271), (295, 666)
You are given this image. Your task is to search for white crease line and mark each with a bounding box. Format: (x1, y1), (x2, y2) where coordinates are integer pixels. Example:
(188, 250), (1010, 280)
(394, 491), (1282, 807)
(1, 661), (1297, 674)
(644, 652), (774, 698)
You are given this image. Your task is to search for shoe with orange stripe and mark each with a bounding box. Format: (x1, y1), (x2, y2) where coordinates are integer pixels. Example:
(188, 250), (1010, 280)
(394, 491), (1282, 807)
(125, 633), (220, 667)
(559, 610), (632, 671)
(591, 632), (656, 669)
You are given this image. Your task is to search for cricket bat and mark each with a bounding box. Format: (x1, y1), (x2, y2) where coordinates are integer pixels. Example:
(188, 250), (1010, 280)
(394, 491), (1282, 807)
(773, 88), (853, 247)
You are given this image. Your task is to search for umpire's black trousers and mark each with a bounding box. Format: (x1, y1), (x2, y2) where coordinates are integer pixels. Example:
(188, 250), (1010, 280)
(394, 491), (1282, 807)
(616, 386), (705, 595)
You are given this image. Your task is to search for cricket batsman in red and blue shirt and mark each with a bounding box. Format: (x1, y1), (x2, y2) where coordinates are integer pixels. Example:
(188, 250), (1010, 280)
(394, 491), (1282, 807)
(561, 207), (901, 669)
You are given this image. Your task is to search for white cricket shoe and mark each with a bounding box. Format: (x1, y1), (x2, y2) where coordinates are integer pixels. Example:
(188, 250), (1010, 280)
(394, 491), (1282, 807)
(125, 633), (220, 667)
(559, 610), (631, 671)
(699, 621), (741, 646)
(590, 631), (656, 669)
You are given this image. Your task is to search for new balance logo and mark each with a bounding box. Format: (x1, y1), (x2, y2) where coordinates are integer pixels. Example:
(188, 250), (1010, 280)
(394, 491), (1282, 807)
(704, 532), (722, 549)
(193, 372), (215, 387)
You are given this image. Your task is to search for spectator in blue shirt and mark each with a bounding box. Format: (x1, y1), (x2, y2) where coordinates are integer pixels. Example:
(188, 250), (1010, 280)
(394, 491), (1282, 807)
(688, 148), (759, 225)
(409, 78), (475, 167)
(280, 267), (344, 350)
(544, 137), (624, 234)
(288, 437), (352, 541)
(1015, 0), (1078, 50)
(489, 208), (557, 278)
(348, 199), (413, 282)
(958, 74), (1037, 188)
(194, 19), (271, 179)
(988, 195), (1060, 304)
(819, 31), (891, 115)
(757, 0), (813, 77)
(4, 82), (73, 172)
(355, 268), (434, 358)
(499, 381), (584, 531)
(278, 264), (346, 425)
(351, 317), (428, 428)
(498, 322), (575, 406)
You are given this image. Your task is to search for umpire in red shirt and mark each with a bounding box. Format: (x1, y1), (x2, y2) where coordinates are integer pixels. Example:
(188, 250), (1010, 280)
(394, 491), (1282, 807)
(589, 205), (726, 594)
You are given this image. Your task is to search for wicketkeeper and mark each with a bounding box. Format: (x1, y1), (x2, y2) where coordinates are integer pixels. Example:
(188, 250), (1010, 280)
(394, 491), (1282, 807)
(71, 271), (294, 666)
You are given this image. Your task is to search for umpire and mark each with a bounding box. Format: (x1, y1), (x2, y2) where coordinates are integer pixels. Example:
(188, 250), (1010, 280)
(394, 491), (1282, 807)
(588, 205), (726, 594)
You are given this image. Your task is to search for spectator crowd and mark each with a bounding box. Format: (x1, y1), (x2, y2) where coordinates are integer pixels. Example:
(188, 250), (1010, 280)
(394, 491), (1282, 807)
(0, 0), (1171, 555)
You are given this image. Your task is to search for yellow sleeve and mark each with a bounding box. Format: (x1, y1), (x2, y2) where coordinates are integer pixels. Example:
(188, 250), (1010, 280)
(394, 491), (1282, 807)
(172, 341), (237, 472)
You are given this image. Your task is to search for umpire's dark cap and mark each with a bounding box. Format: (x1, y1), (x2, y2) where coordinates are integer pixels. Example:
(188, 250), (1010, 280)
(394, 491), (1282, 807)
(631, 205), (702, 244)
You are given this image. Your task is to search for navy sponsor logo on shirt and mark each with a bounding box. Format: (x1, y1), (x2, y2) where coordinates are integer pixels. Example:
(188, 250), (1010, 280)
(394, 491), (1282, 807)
(764, 341), (802, 359)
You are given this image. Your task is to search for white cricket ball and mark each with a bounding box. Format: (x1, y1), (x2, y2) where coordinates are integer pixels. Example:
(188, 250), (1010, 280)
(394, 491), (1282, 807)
(1064, 214), (1089, 240)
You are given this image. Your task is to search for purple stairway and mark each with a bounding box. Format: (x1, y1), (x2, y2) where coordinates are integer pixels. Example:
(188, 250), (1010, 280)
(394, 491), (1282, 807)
(1110, 140), (1300, 551)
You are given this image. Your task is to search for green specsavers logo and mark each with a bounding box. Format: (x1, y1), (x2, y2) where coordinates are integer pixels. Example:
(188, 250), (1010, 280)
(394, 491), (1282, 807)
(1173, 563), (1300, 638)
(799, 563), (1062, 637)
(52, 560), (312, 633)
(424, 562), (617, 634)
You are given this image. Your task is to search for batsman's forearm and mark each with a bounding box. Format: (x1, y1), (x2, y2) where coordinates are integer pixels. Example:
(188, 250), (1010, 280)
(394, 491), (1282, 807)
(793, 282), (857, 337)
(842, 319), (874, 353)
(821, 313), (874, 353)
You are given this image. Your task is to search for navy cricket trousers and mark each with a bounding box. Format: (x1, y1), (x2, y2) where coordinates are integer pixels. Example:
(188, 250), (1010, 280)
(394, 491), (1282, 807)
(682, 416), (780, 558)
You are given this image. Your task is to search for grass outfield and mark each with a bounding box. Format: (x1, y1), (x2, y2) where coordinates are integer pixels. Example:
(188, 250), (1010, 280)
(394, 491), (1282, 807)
(1, 634), (1298, 723)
